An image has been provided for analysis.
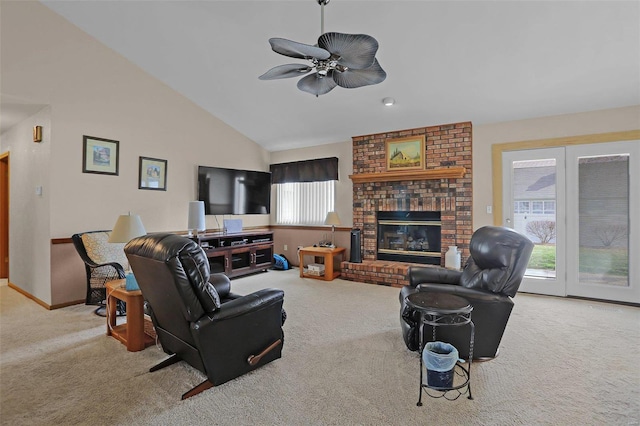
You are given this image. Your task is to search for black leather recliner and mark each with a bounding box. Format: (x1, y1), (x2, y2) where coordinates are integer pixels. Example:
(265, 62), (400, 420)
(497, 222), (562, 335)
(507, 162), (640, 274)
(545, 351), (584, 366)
(400, 226), (533, 360)
(125, 233), (285, 399)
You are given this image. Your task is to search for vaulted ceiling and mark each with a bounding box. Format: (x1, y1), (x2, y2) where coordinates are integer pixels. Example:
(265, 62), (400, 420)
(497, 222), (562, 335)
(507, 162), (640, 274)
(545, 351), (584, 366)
(5, 1), (639, 151)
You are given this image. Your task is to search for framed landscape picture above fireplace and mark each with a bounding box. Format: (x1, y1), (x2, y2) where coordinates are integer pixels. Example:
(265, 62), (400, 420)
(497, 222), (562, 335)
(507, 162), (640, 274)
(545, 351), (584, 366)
(385, 135), (425, 171)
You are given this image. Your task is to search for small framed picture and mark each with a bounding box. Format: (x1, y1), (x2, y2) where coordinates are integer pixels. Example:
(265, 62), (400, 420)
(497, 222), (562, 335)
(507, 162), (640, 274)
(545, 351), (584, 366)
(138, 156), (167, 191)
(385, 135), (426, 171)
(82, 135), (119, 175)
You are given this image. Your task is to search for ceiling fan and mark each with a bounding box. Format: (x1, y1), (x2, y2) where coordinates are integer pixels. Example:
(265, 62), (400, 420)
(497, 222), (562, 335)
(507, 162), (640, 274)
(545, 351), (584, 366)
(259, 0), (386, 96)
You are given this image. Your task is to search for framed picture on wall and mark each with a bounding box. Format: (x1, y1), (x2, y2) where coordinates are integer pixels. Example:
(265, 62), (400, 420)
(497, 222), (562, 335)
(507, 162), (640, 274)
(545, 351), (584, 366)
(82, 135), (119, 175)
(385, 135), (425, 171)
(138, 156), (167, 191)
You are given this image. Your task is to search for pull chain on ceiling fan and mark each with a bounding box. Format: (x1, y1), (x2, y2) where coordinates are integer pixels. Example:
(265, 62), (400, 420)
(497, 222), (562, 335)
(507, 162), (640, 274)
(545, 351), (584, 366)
(259, 0), (386, 96)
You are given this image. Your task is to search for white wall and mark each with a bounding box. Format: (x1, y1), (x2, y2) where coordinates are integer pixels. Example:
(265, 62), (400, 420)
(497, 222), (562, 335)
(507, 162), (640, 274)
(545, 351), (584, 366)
(1, 1), (270, 303)
(0, 107), (52, 302)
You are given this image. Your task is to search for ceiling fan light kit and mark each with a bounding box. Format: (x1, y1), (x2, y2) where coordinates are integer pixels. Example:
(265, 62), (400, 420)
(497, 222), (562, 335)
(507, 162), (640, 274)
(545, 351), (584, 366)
(259, 0), (386, 96)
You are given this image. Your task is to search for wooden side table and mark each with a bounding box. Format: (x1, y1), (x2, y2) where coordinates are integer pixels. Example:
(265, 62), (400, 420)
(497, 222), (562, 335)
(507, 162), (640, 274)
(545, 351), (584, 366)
(106, 279), (154, 352)
(299, 246), (346, 281)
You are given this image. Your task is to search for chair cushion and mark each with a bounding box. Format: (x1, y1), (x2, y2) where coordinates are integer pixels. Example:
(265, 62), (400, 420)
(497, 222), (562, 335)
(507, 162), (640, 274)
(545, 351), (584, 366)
(461, 226), (533, 297)
(178, 249), (221, 313)
(81, 231), (129, 270)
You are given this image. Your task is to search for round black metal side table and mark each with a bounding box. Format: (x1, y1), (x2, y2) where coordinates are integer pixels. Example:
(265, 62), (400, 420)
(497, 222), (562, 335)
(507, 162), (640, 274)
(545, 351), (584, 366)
(406, 292), (475, 405)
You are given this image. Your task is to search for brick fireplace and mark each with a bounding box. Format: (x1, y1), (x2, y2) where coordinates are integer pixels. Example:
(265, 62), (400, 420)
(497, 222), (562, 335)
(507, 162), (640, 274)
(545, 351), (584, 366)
(341, 122), (473, 288)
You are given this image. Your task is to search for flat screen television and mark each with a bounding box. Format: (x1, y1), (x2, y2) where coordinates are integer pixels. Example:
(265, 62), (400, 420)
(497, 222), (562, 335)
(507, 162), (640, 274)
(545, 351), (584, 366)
(198, 166), (271, 215)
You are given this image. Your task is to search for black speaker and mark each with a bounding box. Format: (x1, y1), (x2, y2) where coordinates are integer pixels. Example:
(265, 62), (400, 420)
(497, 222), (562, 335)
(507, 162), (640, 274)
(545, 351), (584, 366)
(350, 228), (362, 263)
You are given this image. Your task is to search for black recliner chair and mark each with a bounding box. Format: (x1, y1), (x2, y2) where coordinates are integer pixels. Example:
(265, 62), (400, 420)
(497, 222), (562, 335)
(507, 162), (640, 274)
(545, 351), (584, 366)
(400, 226), (533, 360)
(125, 233), (285, 399)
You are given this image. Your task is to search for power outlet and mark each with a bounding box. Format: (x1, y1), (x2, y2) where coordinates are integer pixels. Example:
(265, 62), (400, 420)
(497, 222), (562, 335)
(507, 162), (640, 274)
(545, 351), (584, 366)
(284, 244), (288, 251)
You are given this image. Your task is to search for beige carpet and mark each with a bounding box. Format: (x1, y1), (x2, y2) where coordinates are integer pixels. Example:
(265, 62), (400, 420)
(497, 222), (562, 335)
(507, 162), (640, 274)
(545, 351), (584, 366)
(1, 269), (639, 425)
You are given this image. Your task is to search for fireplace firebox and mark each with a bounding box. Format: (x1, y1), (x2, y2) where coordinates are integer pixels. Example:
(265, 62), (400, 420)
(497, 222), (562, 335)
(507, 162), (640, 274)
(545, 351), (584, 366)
(376, 211), (441, 265)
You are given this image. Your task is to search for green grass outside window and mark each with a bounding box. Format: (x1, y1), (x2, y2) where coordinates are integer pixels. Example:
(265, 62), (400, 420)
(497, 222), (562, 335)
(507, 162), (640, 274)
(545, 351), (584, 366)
(527, 245), (628, 276)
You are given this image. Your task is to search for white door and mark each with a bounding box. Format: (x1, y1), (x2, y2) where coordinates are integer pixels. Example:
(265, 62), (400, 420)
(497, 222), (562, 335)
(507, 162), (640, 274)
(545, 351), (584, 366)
(503, 141), (639, 303)
(502, 147), (566, 296)
(565, 141), (639, 304)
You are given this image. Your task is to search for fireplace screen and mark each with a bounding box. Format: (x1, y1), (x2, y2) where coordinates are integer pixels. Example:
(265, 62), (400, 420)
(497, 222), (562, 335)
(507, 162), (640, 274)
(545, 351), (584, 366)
(377, 211), (441, 264)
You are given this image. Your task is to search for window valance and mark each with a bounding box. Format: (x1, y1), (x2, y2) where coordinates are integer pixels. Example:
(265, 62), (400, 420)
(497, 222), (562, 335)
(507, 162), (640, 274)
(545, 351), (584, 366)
(270, 157), (338, 184)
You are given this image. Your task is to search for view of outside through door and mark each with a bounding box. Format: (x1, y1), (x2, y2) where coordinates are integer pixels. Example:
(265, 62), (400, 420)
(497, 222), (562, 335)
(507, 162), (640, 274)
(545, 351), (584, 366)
(512, 159), (557, 279)
(505, 141), (636, 303)
(577, 155), (629, 288)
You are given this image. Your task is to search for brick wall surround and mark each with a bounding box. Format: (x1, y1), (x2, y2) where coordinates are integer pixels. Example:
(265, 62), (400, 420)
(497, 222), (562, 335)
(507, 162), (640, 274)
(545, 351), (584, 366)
(342, 121), (473, 288)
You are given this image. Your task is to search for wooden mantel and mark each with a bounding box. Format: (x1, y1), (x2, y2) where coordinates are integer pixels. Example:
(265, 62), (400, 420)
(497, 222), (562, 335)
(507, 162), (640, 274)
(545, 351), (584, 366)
(349, 166), (466, 184)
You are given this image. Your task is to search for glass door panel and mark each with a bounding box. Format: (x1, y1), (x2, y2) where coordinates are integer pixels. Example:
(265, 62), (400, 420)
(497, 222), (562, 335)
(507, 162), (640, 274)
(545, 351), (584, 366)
(502, 148), (566, 296)
(566, 141), (639, 303)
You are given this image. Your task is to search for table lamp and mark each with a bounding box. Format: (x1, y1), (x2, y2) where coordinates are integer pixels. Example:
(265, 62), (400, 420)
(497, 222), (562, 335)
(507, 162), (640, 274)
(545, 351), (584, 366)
(324, 211), (341, 248)
(188, 201), (206, 237)
(109, 212), (146, 290)
(109, 212), (147, 244)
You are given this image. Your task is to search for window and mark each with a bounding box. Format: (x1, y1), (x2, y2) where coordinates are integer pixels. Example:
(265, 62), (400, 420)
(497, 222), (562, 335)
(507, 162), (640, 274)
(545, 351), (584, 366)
(275, 181), (335, 225)
(515, 200), (555, 214)
(514, 201), (530, 214)
(544, 201), (555, 214)
(532, 201), (543, 214)
(270, 157), (338, 225)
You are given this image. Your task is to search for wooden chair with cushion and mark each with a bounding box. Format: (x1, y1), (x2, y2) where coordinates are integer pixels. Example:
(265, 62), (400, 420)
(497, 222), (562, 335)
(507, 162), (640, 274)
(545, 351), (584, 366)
(72, 230), (127, 316)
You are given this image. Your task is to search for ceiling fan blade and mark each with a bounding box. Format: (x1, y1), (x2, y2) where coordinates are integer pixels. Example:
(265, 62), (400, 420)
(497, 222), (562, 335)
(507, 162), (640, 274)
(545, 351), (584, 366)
(318, 32), (379, 69)
(259, 64), (313, 80)
(297, 72), (338, 96)
(333, 59), (387, 89)
(269, 38), (331, 60)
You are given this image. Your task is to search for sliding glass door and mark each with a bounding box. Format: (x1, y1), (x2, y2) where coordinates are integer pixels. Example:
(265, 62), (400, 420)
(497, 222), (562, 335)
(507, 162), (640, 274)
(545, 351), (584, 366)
(502, 141), (639, 303)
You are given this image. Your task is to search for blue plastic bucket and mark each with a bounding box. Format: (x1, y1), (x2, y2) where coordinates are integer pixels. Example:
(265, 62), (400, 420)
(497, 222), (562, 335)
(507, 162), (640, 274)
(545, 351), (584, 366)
(423, 341), (459, 388)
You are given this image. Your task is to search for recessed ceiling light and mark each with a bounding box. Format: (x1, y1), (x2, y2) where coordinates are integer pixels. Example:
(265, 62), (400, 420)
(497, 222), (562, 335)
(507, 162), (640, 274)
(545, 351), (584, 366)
(382, 97), (395, 106)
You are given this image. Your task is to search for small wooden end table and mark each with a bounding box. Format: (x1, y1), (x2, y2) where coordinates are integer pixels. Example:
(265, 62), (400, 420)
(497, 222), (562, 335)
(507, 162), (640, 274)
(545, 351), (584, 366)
(299, 246), (346, 281)
(106, 279), (154, 352)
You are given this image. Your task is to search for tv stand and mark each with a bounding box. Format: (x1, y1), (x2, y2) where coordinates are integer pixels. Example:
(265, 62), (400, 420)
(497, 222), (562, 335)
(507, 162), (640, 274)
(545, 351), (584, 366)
(193, 230), (274, 279)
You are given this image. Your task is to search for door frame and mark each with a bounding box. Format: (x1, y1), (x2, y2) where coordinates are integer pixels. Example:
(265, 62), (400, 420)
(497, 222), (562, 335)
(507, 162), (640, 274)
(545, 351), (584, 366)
(492, 130), (640, 300)
(0, 151), (9, 279)
(565, 141), (640, 303)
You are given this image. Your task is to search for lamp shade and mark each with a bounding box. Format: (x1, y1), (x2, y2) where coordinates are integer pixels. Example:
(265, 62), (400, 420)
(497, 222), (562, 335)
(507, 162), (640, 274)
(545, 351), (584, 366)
(188, 201), (206, 232)
(108, 213), (146, 243)
(324, 211), (342, 226)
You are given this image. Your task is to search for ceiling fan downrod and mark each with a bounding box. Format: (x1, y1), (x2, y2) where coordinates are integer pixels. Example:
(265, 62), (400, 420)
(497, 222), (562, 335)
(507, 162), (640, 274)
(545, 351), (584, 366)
(318, 0), (329, 34)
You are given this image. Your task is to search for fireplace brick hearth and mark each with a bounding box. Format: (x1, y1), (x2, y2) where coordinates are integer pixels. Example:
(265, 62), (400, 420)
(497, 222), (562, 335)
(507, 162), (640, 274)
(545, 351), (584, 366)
(342, 122), (473, 288)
